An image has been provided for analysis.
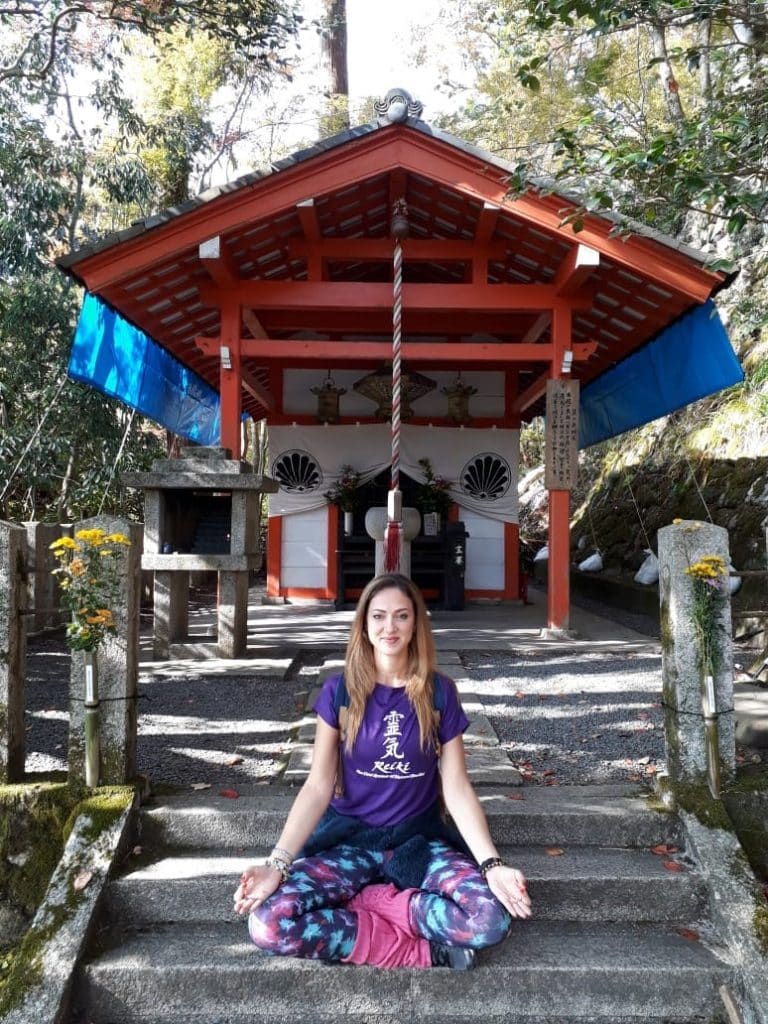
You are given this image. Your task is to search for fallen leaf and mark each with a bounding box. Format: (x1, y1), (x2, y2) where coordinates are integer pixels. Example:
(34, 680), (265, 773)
(545, 778), (559, 786)
(226, 756), (244, 766)
(191, 782), (211, 791)
(638, 756), (651, 765)
(131, 845), (143, 857)
(542, 769), (556, 777)
(645, 764), (658, 775)
(662, 859), (684, 873)
(507, 792), (525, 801)
(545, 847), (565, 856)
(677, 928), (699, 942)
(219, 788), (239, 799)
(651, 844), (679, 856)
(514, 691), (526, 700)
(627, 774), (642, 782)
(73, 870), (93, 892)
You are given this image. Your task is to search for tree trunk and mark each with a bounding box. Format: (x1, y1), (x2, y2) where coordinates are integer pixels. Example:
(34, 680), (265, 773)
(648, 20), (686, 127)
(320, 0), (349, 137)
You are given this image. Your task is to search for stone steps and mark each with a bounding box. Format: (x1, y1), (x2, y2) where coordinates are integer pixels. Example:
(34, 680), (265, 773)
(105, 845), (706, 926)
(66, 784), (736, 1023)
(138, 785), (682, 851)
(78, 919), (731, 1024)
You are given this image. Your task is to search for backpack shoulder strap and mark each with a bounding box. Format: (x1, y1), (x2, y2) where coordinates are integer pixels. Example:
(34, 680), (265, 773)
(331, 672), (349, 716)
(432, 673), (446, 713)
(332, 674), (348, 797)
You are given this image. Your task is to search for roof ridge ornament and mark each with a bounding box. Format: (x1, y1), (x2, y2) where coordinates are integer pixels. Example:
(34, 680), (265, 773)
(374, 88), (423, 126)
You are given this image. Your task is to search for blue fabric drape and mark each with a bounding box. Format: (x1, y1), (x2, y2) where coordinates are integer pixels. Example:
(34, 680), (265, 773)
(68, 292), (220, 444)
(579, 300), (743, 448)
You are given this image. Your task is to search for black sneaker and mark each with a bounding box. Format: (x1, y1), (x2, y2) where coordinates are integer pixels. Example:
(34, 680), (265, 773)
(429, 942), (476, 970)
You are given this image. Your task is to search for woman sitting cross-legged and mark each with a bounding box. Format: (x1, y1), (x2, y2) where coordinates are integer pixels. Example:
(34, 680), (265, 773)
(233, 573), (532, 970)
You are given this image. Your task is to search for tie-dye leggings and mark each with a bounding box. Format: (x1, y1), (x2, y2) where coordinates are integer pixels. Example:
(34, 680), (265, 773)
(248, 840), (511, 961)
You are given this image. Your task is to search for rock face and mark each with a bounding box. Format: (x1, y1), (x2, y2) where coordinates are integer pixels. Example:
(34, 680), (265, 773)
(568, 456), (768, 576)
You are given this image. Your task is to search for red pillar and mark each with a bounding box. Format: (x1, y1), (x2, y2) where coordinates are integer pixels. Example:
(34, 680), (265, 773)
(219, 302), (242, 459)
(548, 490), (571, 628)
(547, 301), (572, 630)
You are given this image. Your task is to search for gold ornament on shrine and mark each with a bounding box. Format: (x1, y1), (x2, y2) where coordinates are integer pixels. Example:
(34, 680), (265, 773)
(441, 373), (477, 424)
(311, 371), (346, 424)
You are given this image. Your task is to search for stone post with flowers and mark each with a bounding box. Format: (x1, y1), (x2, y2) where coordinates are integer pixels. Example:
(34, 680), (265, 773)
(52, 516), (141, 785)
(0, 521), (27, 783)
(657, 520), (736, 794)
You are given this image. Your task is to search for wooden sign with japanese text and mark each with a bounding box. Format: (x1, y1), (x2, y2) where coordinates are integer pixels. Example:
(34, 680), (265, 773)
(545, 379), (580, 490)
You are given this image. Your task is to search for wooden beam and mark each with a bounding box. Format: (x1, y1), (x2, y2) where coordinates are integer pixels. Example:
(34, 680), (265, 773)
(554, 244), (600, 296)
(511, 341), (596, 413)
(297, 198), (322, 280)
(522, 312), (551, 344)
(199, 236), (240, 286)
(297, 198), (320, 242)
(243, 310), (268, 338)
(473, 204), (500, 284)
(196, 336), (554, 364)
(241, 368), (275, 411)
(389, 169), (408, 212)
(285, 238), (508, 262)
(198, 280), (560, 312)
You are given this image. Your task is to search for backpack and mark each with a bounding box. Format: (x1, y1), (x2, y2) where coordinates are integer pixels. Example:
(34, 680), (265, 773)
(331, 672), (446, 797)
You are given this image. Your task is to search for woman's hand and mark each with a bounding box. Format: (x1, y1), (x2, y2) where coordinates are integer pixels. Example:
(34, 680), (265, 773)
(232, 864), (282, 916)
(485, 865), (532, 919)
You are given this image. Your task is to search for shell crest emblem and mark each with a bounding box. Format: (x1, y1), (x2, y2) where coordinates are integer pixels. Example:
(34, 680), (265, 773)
(460, 453), (511, 501)
(272, 450), (323, 493)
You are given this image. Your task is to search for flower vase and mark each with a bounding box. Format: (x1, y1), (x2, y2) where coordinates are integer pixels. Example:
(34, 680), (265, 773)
(83, 650), (101, 787)
(343, 510), (354, 537)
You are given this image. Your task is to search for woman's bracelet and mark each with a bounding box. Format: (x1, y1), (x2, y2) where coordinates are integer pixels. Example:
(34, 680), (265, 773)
(271, 845), (294, 865)
(264, 855), (291, 883)
(478, 857), (505, 879)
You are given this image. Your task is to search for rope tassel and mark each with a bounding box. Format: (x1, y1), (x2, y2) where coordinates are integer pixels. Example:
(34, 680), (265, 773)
(384, 518), (402, 573)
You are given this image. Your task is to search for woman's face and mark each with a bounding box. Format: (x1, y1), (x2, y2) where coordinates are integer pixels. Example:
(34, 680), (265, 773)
(365, 586), (416, 663)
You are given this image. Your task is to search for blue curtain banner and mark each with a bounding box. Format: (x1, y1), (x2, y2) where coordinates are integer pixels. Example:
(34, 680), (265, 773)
(578, 299), (744, 448)
(68, 292), (220, 444)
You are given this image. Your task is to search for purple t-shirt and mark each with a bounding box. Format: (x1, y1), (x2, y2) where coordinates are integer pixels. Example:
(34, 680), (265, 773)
(313, 673), (469, 827)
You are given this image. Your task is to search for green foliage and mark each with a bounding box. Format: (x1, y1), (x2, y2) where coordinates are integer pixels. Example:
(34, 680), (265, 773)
(448, 0), (768, 236)
(0, 1), (298, 522)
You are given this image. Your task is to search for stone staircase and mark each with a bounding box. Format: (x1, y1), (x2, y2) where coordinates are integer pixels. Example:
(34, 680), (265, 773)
(68, 784), (736, 1024)
(67, 656), (739, 1023)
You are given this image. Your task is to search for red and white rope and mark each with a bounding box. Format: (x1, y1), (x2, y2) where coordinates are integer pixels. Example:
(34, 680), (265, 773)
(391, 239), (403, 495)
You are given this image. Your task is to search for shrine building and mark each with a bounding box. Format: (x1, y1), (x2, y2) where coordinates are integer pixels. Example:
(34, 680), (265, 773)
(57, 89), (742, 630)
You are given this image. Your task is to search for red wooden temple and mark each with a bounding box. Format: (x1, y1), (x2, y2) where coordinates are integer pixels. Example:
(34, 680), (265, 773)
(58, 89), (737, 629)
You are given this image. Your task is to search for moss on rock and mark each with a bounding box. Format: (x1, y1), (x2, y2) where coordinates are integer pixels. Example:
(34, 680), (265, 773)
(0, 782), (134, 1016)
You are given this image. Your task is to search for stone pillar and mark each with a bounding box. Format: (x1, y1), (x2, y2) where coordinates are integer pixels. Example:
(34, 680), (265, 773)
(658, 520), (736, 788)
(153, 570), (190, 659)
(68, 516), (142, 785)
(218, 571), (248, 657)
(365, 507), (422, 578)
(0, 522), (27, 782)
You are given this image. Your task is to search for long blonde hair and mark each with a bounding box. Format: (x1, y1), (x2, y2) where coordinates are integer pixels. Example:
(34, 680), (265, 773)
(342, 574), (438, 753)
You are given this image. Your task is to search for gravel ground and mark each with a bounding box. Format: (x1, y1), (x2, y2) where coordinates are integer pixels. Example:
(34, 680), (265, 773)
(461, 649), (665, 786)
(24, 618), (669, 788)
